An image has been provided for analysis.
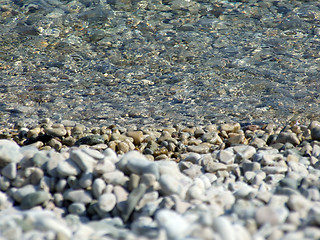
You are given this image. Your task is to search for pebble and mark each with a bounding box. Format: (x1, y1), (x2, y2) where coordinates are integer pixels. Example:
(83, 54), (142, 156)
(63, 189), (92, 204)
(70, 149), (97, 172)
(0, 120), (319, 239)
(98, 193), (116, 213)
(20, 191), (49, 210)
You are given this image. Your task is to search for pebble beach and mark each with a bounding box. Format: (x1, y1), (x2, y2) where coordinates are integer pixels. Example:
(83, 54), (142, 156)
(1, 0), (320, 239)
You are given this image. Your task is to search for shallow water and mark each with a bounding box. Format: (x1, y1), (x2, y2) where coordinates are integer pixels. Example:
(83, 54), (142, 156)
(0, 0), (319, 128)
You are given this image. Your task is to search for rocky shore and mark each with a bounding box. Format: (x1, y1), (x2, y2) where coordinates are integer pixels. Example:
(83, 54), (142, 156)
(1, 119), (320, 239)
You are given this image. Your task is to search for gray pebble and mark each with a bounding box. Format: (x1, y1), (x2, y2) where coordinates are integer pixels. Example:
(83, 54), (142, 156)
(122, 183), (147, 222)
(276, 132), (300, 145)
(57, 159), (81, 177)
(92, 178), (107, 199)
(75, 135), (104, 146)
(70, 149), (97, 172)
(68, 202), (86, 215)
(20, 191), (50, 210)
(311, 126), (320, 141)
(64, 189), (93, 204)
(1, 162), (17, 180)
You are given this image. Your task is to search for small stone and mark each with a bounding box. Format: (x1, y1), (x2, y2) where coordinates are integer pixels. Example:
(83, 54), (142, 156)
(156, 209), (191, 240)
(20, 191), (50, 210)
(64, 189), (92, 204)
(127, 131), (144, 145)
(123, 183), (147, 222)
(311, 126), (320, 141)
(0, 139), (23, 167)
(219, 123), (241, 133)
(82, 148), (105, 160)
(79, 171), (93, 189)
(217, 149), (234, 164)
(181, 153), (201, 164)
(117, 141), (130, 153)
(75, 135), (105, 146)
(13, 184), (37, 202)
(68, 203), (86, 215)
(94, 158), (116, 174)
(1, 162), (17, 180)
(47, 138), (62, 151)
(262, 166), (287, 174)
(276, 132), (300, 145)
(227, 133), (244, 145)
(70, 149), (97, 172)
(92, 178), (106, 199)
(234, 145), (256, 161)
(57, 159), (81, 177)
(205, 162), (227, 173)
(98, 193), (116, 213)
(187, 144), (210, 154)
(102, 170), (128, 185)
(45, 127), (67, 137)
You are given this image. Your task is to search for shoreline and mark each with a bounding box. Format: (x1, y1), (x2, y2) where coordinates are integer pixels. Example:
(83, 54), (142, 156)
(0, 119), (320, 239)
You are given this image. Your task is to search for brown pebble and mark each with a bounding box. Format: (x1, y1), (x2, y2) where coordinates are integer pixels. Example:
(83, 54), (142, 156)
(127, 131), (144, 145)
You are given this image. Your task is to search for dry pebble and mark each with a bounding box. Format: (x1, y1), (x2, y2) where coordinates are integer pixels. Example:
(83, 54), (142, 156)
(0, 120), (320, 239)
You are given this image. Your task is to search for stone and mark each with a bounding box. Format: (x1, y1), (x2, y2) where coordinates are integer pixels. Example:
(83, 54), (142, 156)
(217, 149), (234, 164)
(57, 159), (81, 177)
(75, 135), (105, 146)
(13, 184), (37, 202)
(20, 191), (50, 210)
(82, 148), (105, 160)
(234, 145), (256, 161)
(219, 123), (241, 133)
(98, 193), (116, 213)
(311, 126), (320, 141)
(181, 152), (201, 164)
(156, 209), (191, 240)
(276, 132), (300, 145)
(79, 171), (93, 189)
(0, 139), (23, 167)
(68, 202), (86, 215)
(94, 158), (116, 174)
(63, 189), (92, 204)
(227, 133), (245, 145)
(102, 171), (128, 185)
(205, 162), (227, 173)
(127, 131), (144, 145)
(70, 149), (97, 172)
(92, 178), (107, 199)
(187, 144), (210, 154)
(45, 127), (67, 137)
(122, 183), (147, 222)
(1, 162), (17, 179)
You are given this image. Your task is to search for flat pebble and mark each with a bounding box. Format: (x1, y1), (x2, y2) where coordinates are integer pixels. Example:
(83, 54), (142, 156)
(20, 191), (50, 210)
(63, 189), (92, 204)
